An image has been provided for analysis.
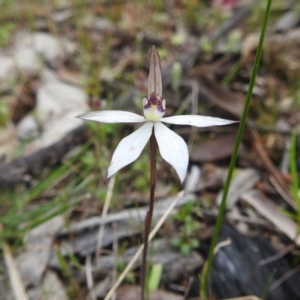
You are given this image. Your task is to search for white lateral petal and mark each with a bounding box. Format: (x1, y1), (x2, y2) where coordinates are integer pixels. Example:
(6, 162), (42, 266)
(108, 122), (153, 178)
(161, 115), (237, 127)
(154, 122), (188, 183)
(76, 110), (146, 123)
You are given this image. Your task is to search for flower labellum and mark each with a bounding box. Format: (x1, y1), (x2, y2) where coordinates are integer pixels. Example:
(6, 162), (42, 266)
(143, 93), (166, 121)
(76, 46), (237, 182)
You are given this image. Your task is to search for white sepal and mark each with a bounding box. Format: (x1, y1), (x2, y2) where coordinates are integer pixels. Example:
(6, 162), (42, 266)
(154, 122), (188, 183)
(76, 111), (146, 123)
(148, 46), (162, 97)
(107, 122), (153, 178)
(161, 115), (237, 127)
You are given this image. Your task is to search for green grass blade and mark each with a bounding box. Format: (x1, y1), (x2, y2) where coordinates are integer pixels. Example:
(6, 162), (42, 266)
(290, 130), (300, 221)
(202, 0), (273, 298)
(148, 263), (163, 291)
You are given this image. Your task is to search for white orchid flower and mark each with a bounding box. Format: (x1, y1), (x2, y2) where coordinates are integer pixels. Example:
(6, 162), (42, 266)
(76, 47), (236, 182)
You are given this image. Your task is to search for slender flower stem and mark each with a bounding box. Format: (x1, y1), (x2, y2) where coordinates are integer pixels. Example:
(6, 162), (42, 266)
(141, 128), (158, 300)
(202, 0), (273, 299)
(104, 191), (184, 300)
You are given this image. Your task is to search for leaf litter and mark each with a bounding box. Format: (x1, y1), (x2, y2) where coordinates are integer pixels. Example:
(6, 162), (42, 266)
(0, 1), (300, 299)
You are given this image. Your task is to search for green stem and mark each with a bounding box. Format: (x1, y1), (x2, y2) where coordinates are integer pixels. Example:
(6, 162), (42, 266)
(290, 130), (300, 222)
(141, 129), (157, 300)
(202, 0), (273, 298)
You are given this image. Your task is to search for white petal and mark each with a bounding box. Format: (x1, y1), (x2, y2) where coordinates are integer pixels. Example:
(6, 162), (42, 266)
(161, 115), (237, 127)
(154, 122), (188, 183)
(76, 111), (146, 123)
(108, 122), (153, 178)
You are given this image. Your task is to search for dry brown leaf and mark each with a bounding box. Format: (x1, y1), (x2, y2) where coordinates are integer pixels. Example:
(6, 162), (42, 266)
(197, 78), (295, 210)
(241, 33), (259, 59)
(191, 133), (236, 162)
(241, 190), (300, 245)
(217, 168), (260, 208)
(198, 77), (244, 117)
(249, 129), (296, 209)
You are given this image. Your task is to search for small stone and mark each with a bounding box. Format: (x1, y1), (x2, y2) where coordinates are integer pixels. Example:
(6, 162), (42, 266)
(17, 116), (39, 141)
(40, 270), (69, 300)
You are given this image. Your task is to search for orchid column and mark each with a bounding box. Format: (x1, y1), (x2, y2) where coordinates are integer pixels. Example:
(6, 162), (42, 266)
(76, 46), (237, 299)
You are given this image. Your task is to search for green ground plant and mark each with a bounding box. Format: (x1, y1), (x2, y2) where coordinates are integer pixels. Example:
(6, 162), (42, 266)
(170, 201), (200, 257)
(284, 131), (300, 225)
